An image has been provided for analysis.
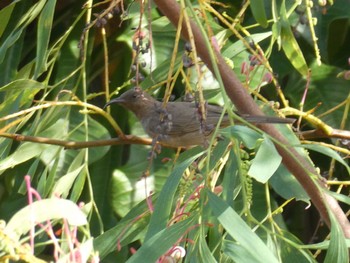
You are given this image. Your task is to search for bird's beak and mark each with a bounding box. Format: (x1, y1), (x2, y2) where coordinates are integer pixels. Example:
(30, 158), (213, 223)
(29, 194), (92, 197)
(103, 97), (124, 109)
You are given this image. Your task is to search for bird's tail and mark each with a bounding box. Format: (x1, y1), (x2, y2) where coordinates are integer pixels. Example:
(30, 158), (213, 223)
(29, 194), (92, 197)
(240, 114), (295, 124)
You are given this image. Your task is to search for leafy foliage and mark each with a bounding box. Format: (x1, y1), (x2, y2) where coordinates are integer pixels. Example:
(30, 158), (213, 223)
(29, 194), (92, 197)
(0, 0), (349, 262)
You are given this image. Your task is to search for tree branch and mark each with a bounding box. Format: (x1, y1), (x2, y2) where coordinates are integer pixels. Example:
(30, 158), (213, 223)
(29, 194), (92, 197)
(0, 133), (152, 149)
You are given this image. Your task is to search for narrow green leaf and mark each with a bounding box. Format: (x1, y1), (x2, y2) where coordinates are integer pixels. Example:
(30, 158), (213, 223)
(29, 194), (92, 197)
(222, 32), (272, 59)
(250, 0), (268, 28)
(16, 0), (47, 29)
(272, 21), (282, 48)
(35, 0), (57, 78)
(45, 158), (59, 197)
(37, 165), (49, 197)
(280, 4), (309, 76)
(0, 0), (46, 64)
(19, 158), (41, 194)
(207, 139), (230, 172)
(70, 167), (87, 202)
(0, 2), (16, 38)
(222, 148), (241, 206)
(127, 217), (195, 263)
(52, 164), (85, 198)
(223, 240), (261, 263)
(198, 232), (217, 263)
(0, 28), (24, 64)
(0, 142), (47, 173)
(248, 135), (282, 183)
(207, 191), (279, 263)
(0, 79), (47, 92)
(324, 208), (349, 263)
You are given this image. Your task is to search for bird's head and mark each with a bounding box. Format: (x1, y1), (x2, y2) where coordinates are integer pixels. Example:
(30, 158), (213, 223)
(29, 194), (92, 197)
(104, 87), (155, 117)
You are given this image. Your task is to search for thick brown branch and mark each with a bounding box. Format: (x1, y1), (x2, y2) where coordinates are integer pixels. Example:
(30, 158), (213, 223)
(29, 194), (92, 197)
(153, 0), (350, 236)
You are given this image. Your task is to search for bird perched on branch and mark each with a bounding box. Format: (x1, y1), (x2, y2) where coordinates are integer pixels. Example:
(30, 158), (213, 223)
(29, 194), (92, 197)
(105, 87), (294, 147)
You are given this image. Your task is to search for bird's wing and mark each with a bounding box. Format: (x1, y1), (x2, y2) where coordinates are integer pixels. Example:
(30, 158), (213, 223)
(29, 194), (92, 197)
(164, 102), (225, 136)
(162, 102), (201, 136)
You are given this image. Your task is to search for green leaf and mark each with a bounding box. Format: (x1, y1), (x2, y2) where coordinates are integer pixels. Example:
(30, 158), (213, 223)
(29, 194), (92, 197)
(222, 125), (262, 149)
(52, 164), (85, 198)
(223, 240), (263, 263)
(0, 29), (24, 65)
(250, 0), (268, 28)
(110, 166), (152, 217)
(0, 79), (47, 92)
(280, 4), (309, 76)
(198, 232), (217, 263)
(0, 0), (47, 64)
(221, 148), (241, 206)
(324, 207), (349, 263)
(222, 32), (272, 58)
(278, 230), (316, 263)
(272, 21), (282, 48)
(299, 144), (350, 174)
(0, 2), (16, 38)
(127, 217), (195, 263)
(69, 176), (85, 204)
(19, 158), (41, 195)
(35, 0), (57, 78)
(16, 0), (47, 29)
(0, 142), (48, 173)
(206, 138), (230, 172)
(207, 191), (279, 263)
(248, 135), (282, 183)
(269, 165), (309, 203)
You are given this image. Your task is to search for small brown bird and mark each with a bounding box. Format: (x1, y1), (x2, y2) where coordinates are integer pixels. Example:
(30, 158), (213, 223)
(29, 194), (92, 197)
(105, 87), (293, 147)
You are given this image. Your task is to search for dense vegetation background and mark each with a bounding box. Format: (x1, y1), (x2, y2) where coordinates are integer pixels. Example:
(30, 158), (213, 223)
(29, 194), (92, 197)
(0, 0), (349, 262)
